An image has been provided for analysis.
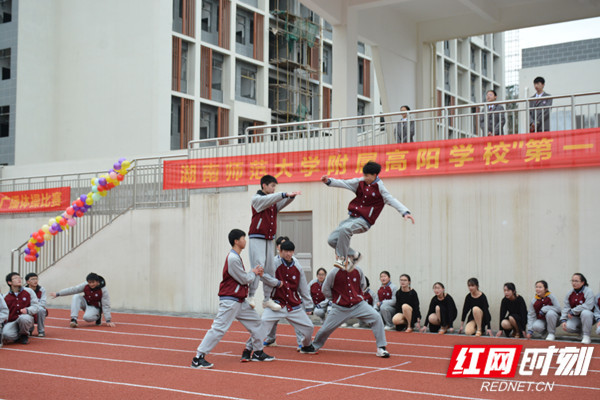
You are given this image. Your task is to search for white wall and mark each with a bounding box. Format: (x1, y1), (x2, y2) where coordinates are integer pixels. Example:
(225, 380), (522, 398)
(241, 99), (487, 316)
(4, 167), (598, 323)
(15, 0), (172, 166)
(520, 59), (600, 98)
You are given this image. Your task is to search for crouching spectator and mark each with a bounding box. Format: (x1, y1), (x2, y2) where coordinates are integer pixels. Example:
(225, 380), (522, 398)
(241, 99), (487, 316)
(526, 280), (560, 341)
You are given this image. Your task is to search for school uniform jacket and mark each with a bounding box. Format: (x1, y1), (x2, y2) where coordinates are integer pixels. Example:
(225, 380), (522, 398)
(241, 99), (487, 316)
(218, 250), (256, 302)
(308, 278), (329, 309)
(322, 266), (367, 308)
(377, 282), (398, 304)
(3, 287), (39, 323)
(326, 177), (410, 226)
(526, 292), (560, 330)
(0, 295), (8, 324)
(479, 104), (506, 135)
(57, 282), (112, 322)
(249, 191), (294, 240)
(560, 286), (595, 322)
(262, 255), (313, 311)
(529, 92), (552, 131)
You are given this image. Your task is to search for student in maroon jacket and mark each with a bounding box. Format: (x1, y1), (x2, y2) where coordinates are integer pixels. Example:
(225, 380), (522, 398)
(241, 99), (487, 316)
(50, 273), (115, 328)
(2, 272), (39, 345)
(191, 229), (273, 369)
(25, 273), (47, 337)
(321, 161), (414, 270)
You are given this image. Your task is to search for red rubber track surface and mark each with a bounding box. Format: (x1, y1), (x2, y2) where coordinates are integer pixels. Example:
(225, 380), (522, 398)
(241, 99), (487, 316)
(0, 309), (598, 400)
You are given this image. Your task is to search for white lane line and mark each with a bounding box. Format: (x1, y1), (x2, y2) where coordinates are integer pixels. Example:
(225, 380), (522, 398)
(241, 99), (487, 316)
(0, 349), (490, 399)
(287, 361), (411, 395)
(0, 367), (250, 400)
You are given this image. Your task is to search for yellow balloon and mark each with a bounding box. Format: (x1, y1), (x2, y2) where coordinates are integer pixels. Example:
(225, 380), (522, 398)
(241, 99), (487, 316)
(91, 178), (96, 185)
(100, 191), (107, 197)
(86, 197), (94, 205)
(44, 233), (52, 240)
(42, 225), (50, 233)
(55, 216), (62, 223)
(49, 218), (55, 225)
(122, 160), (131, 169)
(113, 180), (120, 186)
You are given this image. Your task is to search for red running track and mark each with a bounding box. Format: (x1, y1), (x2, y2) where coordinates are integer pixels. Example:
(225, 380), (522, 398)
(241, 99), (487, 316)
(0, 309), (598, 400)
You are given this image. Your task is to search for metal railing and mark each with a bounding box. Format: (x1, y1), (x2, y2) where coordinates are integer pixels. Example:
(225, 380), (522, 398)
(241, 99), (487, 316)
(187, 91), (600, 157)
(5, 155), (189, 276)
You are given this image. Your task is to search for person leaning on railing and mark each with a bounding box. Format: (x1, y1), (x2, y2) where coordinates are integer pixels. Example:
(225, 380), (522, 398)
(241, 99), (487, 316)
(479, 90), (506, 136)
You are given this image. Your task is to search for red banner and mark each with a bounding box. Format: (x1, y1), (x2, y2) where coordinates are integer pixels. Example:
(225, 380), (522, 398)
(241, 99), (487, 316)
(0, 187), (71, 214)
(163, 129), (600, 190)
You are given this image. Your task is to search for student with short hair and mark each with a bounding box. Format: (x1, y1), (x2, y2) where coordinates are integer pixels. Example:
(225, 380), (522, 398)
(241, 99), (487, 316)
(459, 278), (492, 337)
(419, 282), (457, 334)
(251, 240), (317, 355)
(496, 282), (527, 338)
(248, 175), (300, 310)
(3, 272), (39, 345)
(312, 265), (390, 358)
(191, 229), (273, 368)
(560, 273), (595, 344)
(321, 161), (414, 270)
(529, 76), (552, 132)
(50, 273), (115, 328)
(526, 280), (561, 341)
(25, 273), (47, 337)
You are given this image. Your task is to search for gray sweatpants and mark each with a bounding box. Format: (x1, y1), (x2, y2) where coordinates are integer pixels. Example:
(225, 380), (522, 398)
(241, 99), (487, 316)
(379, 300), (397, 327)
(327, 216), (370, 258)
(71, 295), (101, 322)
(248, 237), (276, 299)
(264, 321), (303, 346)
(2, 314), (34, 343)
(197, 299), (263, 355)
(35, 307), (47, 334)
(530, 310), (559, 335)
(563, 310), (594, 336)
(250, 307), (313, 348)
(313, 301), (387, 350)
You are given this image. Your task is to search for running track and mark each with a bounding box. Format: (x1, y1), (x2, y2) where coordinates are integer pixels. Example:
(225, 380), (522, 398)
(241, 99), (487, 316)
(0, 309), (598, 400)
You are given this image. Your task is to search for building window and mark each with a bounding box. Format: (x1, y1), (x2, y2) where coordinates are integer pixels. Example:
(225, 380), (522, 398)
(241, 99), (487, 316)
(0, 0), (12, 24)
(237, 61), (257, 103)
(202, 1), (212, 32)
(481, 52), (488, 77)
(357, 41), (365, 55)
(0, 106), (8, 137)
(470, 45), (476, 70)
(322, 44), (332, 85)
(0, 48), (10, 80)
(240, 66), (256, 100)
(236, 14), (246, 44)
(212, 52), (223, 92)
(444, 40), (450, 56)
(444, 62), (451, 91)
(172, 0), (196, 37)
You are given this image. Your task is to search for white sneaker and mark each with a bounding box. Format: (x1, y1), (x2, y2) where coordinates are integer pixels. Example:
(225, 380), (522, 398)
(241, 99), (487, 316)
(582, 335), (591, 344)
(346, 258), (355, 272)
(247, 297), (256, 309)
(376, 347), (390, 358)
(333, 257), (347, 270)
(545, 333), (555, 341)
(263, 299), (282, 311)
(340, 322), (348, 327)
(351, 252), (362, 264)
(352, 322), (361, 328)
(384, 325), (395, 331)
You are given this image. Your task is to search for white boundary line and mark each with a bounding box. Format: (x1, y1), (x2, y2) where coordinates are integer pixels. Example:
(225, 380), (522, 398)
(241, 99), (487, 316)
(0, 367), (250, 400)
(286, 361), (411, 395)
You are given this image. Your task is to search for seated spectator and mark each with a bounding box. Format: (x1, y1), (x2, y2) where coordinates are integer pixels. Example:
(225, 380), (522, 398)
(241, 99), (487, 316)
(375, 271), (397, 312)
(560, 273), (594, 344)
(526, 280), (561, 341)
(50, 272), (115, 328)
(309, 268), (329, 323)
(396, 105), (415, 143)
(496, 282), (527, 338)
(595, 292), (600, 338)
(0, 293), (8, 347)
(419, 282), (457, 334)
(386, 274), (421, 332)
(25, 273), (47, 337)
(2, 273), (39, 345)
(459, 277), (492, 336)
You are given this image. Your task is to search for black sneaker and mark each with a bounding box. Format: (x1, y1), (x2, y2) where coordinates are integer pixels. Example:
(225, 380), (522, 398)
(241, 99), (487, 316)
(96, 316), (102, 325)
(240, 349), (252, 362)
(299, 344), (318, 354)
(69, 319), (78, 328)
(18, 334), (29, 344)
(251, 350), (275, 362)
(191, 355), (214, 369)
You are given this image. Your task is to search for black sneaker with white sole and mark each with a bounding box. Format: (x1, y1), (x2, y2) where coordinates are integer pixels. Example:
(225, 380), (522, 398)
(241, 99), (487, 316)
(191, 355), (214, 369)
(251, 350), (275, 362)
(240, 349), (252, 362)
(299, 344), (318, 354)
(376, 346), (390, 358)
